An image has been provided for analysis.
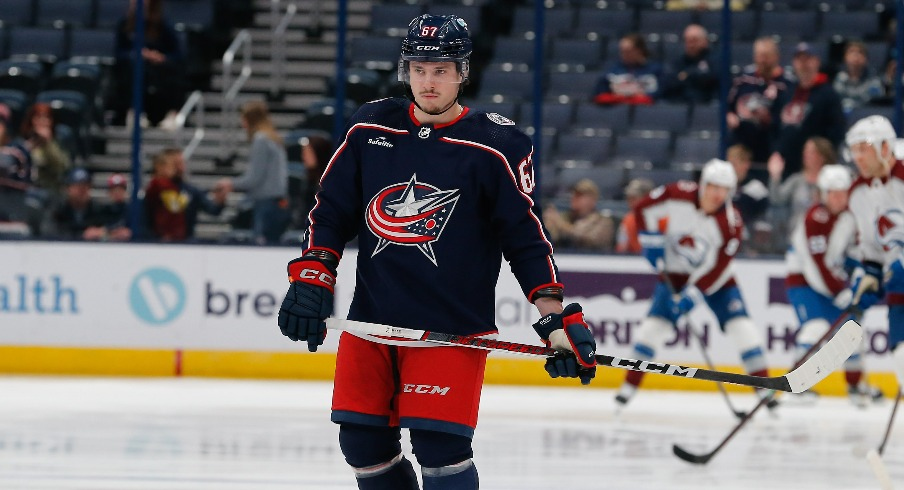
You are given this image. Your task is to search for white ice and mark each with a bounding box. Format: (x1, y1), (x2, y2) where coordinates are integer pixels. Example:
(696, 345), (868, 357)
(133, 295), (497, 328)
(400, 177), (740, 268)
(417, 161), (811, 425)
(0, 376), (899, 490)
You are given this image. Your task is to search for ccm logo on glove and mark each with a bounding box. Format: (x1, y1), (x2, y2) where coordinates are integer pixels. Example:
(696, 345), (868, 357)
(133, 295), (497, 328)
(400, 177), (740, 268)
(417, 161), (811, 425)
(297, 268), (335, 287)
(288, 258), (336, 293)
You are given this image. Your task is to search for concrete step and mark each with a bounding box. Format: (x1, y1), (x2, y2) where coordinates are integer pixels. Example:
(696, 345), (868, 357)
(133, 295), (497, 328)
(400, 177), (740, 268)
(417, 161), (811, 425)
(211, 75), (328, 95)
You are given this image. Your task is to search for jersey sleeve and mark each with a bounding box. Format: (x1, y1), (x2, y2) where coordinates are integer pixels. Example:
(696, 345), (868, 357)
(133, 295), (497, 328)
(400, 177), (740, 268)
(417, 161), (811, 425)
(634, 182), (690, 232)
(488, 129), (562, 301)
(300, 115), (366, 259)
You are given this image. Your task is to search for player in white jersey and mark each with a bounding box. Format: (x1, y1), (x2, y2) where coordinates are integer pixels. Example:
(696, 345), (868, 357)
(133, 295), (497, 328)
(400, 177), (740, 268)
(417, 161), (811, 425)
(784, 165), (882, 405)
(844, 115), (904, 389)
(614, 159), (773, 407)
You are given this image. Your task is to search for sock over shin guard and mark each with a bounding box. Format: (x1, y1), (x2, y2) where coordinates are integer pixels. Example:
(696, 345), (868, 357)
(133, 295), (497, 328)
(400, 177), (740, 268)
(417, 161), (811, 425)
(351, 454), (419, 490)
(422, 459), (478, 490)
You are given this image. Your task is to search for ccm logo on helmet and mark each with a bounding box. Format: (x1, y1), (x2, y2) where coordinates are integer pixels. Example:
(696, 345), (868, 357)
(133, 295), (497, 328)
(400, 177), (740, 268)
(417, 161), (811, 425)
(416, 45), (441, 50)
(403, 384), (450, 395)
(299, 268), (335, 287)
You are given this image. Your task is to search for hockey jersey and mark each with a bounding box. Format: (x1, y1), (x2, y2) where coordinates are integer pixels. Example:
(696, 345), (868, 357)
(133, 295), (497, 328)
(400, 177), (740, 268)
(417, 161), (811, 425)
(302, 98), (560, 336)
(848, 160), (904, 267)
(785, 203), (855, 297)
(634, 181), (743, 294)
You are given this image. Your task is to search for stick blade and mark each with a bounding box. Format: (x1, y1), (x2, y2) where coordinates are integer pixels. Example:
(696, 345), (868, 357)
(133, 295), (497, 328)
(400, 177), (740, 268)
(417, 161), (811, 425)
(865, 449), (895, 490)
(672, 444), (712, 465)
(784, 320), (862, 393)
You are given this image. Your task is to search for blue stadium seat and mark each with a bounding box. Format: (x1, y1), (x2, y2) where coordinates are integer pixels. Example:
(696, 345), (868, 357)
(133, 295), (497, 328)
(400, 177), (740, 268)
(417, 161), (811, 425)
(555, 133), (612, 163)
(8, 26), (68, 63)
(572, 104), (631, 133)
(488, 37), (537, 70)
(285, 128), (332, 162)
(476, 70), (538, 101)
(68, 29), (117, 65)
(548, 38), (604, 71)
(759, 11), (819, 41)
(846, 105), (894, 129)
(166, 0), (214, 31)
(673, 135), (720, 165)
(0, 60), (45, 100)
(573, 9), (636, 41)
(638, 10), (695, 36)
(510, 7), (575, 39)
(327, 68), (384, 105)
(626, 166), (695, 187)
(556, 166), (625, 201)
(688, 104), (722, 133)
(299, 99), (359, 134)
(615, 134), (671, 167)
(0, 89), (30, 131)
(36, 89), (90, 159)
(520, 101), (575, 133)
(0, 0), (36, 26)
(35, 0), (94, 28)
(729, 41), (755, 71)
(369, 4), (423, 36)
(349, 36), (402, 72)
(820, 11), (881, 40)
(467, 101), (520, 122)
(94, 0), (127, 29)
(545, 71), (598, 103)
(630, 104), (690, 134)
(698, 11), (758, 41)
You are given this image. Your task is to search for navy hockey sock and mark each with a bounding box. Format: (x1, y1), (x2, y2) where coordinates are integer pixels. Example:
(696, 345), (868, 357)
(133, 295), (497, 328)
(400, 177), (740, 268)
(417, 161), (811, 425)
(352, 454), (419, 490)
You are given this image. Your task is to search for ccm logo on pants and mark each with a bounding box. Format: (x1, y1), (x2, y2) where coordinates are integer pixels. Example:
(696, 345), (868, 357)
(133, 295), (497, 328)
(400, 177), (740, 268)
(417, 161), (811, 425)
(403, 384), (450, 395)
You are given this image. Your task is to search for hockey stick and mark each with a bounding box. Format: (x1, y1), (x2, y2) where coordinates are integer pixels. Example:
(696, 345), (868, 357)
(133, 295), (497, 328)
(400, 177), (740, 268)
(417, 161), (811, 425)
(659, 270), (747, 419)
(853, 388), (901, 490)
(326, 317), (861, 393)
(673, 310), (857, 464)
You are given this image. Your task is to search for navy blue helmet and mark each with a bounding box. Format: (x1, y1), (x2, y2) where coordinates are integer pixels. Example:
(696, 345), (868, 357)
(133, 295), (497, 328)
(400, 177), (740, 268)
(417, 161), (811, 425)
(401, 14), (472, 63)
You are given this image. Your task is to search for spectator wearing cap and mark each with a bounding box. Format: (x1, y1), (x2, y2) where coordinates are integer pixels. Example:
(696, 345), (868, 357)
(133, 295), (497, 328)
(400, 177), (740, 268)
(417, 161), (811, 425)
(17, 103), (72, 202)
(726, 37), (793, 166)
(593, 33), (663, 106)
(615, 178), (655, 254)
(769, 42), (845, 180)
(662, 24), (719, 104)
(96, 173), (133, 241)
(0, 103), (32, 187)
(42, 168), (109, 240)
(543, 178), (616, 251)
(833, 41), (885, 114)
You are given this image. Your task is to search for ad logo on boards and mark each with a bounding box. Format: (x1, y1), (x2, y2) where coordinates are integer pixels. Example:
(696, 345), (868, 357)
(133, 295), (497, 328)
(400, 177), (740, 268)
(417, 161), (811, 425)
(129, 268), (186, 325)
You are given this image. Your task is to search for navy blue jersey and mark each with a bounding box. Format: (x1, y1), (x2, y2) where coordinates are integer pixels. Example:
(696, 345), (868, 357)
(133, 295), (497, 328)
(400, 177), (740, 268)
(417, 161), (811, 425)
(302, 98), (561, 335)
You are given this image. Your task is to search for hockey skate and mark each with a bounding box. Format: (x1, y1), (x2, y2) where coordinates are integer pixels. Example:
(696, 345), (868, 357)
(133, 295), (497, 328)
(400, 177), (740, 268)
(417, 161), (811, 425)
(847, 383), (884, 408)
(614, 383), (637, 413)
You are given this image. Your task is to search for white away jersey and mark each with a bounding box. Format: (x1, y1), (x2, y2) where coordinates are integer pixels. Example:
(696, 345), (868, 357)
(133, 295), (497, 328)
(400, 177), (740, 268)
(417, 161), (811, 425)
(848, 160), (904, 267)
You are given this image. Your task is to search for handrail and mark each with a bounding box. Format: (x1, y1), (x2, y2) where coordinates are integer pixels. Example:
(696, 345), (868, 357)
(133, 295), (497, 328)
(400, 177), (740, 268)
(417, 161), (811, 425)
(174, 90), (206, 164)
(221, 29), (252, 158)
(271, 0), (297, 99)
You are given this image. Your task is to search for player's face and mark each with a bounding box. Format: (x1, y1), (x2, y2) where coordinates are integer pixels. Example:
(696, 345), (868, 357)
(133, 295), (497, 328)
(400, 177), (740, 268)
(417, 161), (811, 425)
(408, 61), (462, 113)
(824, 189), (848, 214)
(700, 183), (730, 214)
(849, 141), (885, 178)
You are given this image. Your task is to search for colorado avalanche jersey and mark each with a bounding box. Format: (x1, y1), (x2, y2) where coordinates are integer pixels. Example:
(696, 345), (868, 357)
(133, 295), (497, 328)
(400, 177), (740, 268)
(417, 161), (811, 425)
(785, 203), (855, 297)
(302, 98), (560, 336)
(634, 181), (743, 294)
(848, 160), (904, 267)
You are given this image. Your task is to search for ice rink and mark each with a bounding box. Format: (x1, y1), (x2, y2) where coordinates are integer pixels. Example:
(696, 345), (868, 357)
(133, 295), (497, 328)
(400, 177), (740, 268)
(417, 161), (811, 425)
(0, 376), (900, 490)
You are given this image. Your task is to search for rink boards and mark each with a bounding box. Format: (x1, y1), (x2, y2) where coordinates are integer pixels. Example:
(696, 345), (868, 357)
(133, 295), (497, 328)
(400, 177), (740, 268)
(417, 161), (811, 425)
(0, 241), (897, 395)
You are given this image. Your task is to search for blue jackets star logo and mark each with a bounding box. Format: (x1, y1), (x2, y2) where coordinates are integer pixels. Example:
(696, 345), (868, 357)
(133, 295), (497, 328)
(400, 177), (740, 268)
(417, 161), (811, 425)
(366, 174), (461, 265)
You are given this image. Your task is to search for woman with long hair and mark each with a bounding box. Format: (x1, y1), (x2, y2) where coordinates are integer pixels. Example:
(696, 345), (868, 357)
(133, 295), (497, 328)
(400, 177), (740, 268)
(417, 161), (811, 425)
(216, 101), (290, 244)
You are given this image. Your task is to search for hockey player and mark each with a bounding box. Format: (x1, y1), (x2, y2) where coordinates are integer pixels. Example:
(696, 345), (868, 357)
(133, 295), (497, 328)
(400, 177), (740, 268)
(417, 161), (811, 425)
(614, 159), (773, 408)
(784, 164), (882, 405)
(844, 115), (904, 393)
(276, 14), (597, 490)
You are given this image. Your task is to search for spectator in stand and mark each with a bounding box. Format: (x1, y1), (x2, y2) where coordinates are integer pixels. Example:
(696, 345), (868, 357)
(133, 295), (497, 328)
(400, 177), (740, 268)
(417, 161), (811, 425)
(833, 41), (885, 114)
(726, 144), (771, 252)
(662, 24), (719, 104)
(770, 42), (846, 180)
(542, 178), (616, 251)
(43, 168), (114, 240)
(18, 103), (71, 203)
(665, 0), (749, 9)
(593, 33), (663, 106)
(97, 173), (133, 241)
(292, 134), (332, 229)
(767, 136), (837, 248)
(726, 37), (792, 166)
(0, 104), (31, 186)
(215, 101), (290, 244)
(615, 178), (655, 254)
(144, 148), (227, 242)
(111, 0), (186, 128)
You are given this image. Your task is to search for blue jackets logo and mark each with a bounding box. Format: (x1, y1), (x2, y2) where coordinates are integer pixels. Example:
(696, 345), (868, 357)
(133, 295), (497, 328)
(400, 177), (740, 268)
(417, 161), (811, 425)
(129, 268), (186, 325)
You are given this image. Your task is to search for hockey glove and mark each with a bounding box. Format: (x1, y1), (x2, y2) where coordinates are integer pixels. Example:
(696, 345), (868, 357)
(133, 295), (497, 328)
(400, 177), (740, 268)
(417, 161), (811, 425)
(676, 285), (705, 316)
(278, 255), (336, 352)
(850, 261), (884, 310)
(639, 231), (666, 269)
(533, 303), (597, 385)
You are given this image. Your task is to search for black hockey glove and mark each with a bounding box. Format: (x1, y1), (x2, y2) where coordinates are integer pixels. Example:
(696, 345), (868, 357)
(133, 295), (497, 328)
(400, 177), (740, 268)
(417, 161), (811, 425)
(532, 303), (597, 385)
(278, 255), (336, 352)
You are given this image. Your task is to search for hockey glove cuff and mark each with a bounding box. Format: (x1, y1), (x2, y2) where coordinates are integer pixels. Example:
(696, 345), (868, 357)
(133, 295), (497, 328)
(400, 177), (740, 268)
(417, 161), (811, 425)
(676, 285), (705, 316)
(851, 261), (884, 310)
(278, 256), (337, 351)
(639, 231), (666, 269)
